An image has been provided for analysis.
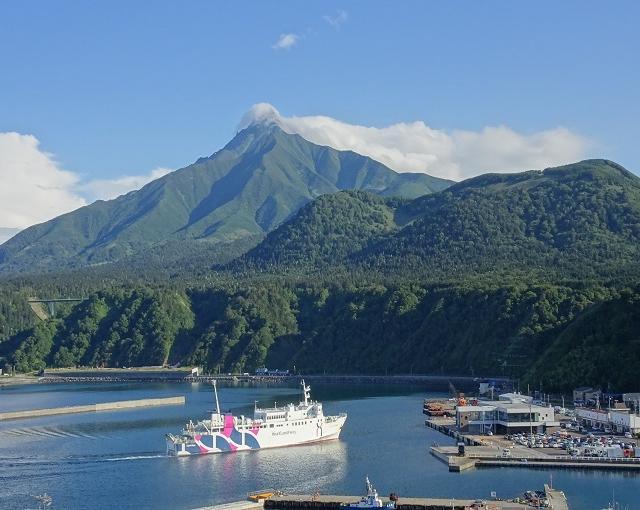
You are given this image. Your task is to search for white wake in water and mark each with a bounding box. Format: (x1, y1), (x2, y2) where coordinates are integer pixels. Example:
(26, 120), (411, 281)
(104, 454), (166, 462)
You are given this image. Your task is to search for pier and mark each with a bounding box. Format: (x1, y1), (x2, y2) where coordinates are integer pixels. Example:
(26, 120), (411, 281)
(198, 491), (571, 510)
(430, 445), (640, 472)
(264, 494), (532, 510)
(0, 396), (185, 421)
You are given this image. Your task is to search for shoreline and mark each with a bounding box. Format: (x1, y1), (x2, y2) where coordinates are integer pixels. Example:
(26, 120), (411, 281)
(0, 375), (40, 387)
(25, 371), (512, 393)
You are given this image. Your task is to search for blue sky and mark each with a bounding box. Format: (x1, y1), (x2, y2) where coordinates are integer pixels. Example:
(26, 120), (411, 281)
(0, 1), (639, 228)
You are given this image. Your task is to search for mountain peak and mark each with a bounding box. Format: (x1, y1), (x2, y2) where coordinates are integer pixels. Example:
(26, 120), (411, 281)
(0, 117), (450, 273)
(237, 103), (283, 131)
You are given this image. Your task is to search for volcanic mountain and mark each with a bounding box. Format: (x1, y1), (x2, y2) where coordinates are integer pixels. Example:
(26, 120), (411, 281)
(0, 123), (451, 273)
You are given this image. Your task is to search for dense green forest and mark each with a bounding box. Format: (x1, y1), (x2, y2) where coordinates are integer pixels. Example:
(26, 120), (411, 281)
(1, 159), (639, 392)
(1, 279), (638, 391)
(237, 160), (640, 282)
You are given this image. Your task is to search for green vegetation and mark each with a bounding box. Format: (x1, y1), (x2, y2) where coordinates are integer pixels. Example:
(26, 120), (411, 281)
(1, 158), (639, 392)
(237, 191), (400, 269)
(0, 124), (450, 274)
(238, 160), (640, 283)
(3, 281), (638, 391)
(524, 289), (640, 391)
(3, 288), (194, 371)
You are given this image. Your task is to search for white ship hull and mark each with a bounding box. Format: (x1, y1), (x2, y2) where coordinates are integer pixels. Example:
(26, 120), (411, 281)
(166, 381), (347, 456)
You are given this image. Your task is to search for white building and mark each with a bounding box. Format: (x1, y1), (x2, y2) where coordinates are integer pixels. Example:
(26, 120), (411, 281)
(456, 394), (559, 434)
(576, 407), (640, 435)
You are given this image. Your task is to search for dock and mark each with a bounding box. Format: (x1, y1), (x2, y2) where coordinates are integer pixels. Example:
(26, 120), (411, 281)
(544, 485), (569, 510)
(265, 494), (530, 510)
(430, 445), (640, 471)
(0, 396), (185, 421)
(194, 486), (570, 510)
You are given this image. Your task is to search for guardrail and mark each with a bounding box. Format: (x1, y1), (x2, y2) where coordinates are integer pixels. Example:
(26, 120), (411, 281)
(485, 454), (640, 463)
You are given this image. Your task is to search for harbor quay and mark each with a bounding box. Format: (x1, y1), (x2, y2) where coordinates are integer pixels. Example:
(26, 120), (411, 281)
(424, 391), (640, 472)
(265, 494), (529, 510)
(196, 485), (569, 510)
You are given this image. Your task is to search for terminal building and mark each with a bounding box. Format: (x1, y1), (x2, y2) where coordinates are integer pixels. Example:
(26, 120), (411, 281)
(456, 393), (559, 434)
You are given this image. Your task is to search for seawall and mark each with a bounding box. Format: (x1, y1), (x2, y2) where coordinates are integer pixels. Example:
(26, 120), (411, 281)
(0, 396), (185, 421)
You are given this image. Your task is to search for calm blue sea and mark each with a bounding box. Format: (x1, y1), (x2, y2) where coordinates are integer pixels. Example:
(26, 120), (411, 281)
(0, 382), (633, 509)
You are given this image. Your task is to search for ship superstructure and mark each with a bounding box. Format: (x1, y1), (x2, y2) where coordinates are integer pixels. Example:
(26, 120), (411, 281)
(166, 380), (347, 456)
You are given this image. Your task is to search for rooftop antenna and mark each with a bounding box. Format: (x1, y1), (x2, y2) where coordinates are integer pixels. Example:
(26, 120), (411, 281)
(213, 380), (221, 416)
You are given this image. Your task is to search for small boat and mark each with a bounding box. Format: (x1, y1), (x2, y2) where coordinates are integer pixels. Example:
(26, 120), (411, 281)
(343, 477), (395, 509)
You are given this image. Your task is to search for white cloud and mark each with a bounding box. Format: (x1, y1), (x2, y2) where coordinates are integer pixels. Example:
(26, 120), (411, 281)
(272, 33), (299, 50)
(0, 132), (87, 229)
(78, 167), (172, 202)
(0, 132), (173, 230)
(323, 10), (348, 28)
(241, 103), (590, 180)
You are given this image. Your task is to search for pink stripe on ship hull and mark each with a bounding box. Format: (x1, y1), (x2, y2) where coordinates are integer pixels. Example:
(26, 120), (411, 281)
(223, 414), (235, 437)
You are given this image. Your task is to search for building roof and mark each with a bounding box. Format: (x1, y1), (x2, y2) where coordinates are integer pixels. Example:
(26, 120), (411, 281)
(457, 405), (496, 412)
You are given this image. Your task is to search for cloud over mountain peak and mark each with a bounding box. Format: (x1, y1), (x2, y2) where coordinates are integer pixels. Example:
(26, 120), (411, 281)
(238, 103), (591, 181)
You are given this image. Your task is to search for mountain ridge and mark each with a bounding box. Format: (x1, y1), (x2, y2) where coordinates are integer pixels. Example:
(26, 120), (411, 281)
(236, 159), (640, 281)
(0, 124), (451, 273)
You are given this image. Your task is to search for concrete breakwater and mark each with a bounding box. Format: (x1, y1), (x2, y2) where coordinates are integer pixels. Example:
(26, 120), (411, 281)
(39, 370), (512, 392)
(424, 418), (484, 446)
(0, 396), (185, 421)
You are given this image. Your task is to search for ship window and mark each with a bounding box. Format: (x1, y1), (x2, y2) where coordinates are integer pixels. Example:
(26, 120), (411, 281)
(270, 424), (274, 428)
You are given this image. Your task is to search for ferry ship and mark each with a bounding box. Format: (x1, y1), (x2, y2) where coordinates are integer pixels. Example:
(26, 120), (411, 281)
(166, 380), (347, 456)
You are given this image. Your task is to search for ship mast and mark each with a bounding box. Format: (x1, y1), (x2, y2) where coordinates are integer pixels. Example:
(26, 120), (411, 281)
(302, 379), (311, 406)
(213, 380), (221, 416)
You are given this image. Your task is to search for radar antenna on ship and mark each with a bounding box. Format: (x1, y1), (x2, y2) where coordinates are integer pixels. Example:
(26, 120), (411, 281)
(302, 379), (311, 406)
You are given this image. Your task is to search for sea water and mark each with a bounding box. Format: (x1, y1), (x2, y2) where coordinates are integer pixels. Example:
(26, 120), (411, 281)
(0, 382), (633, 509)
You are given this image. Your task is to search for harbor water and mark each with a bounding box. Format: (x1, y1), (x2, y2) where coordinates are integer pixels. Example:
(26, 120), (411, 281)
(0, 382), (634, 509)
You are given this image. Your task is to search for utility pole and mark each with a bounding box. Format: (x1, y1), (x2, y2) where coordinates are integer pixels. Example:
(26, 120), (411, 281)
(529, 401), (533, 437)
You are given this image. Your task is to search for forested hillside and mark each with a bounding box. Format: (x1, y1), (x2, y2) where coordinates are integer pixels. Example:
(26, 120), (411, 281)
(238, 160), (640, 282)
(2, 280), (638, 391)
(1, 159), (639, 392)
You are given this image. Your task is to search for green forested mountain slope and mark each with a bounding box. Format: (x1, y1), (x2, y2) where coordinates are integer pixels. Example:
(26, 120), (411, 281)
(3, 281), (638, 391)
(239, 160), (640, 280)
(235, 191), (400, 269)
(2, 159), (640, 392)
(523, 290), (640, 390)
(0, 124), (450, 273)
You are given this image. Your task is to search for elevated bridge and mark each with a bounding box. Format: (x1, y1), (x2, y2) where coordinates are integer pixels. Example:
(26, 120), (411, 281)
(27, 297), (84, 319)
